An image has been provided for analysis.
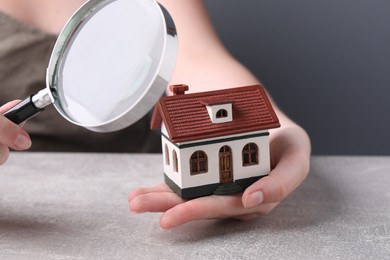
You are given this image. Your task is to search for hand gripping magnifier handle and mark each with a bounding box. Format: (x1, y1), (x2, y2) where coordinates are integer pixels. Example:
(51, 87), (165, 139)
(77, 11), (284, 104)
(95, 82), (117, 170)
(3, 89), (52, 124)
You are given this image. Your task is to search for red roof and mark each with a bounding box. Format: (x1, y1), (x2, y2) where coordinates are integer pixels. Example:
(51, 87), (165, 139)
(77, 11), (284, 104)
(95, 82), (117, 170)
(151, 85), (280, 143)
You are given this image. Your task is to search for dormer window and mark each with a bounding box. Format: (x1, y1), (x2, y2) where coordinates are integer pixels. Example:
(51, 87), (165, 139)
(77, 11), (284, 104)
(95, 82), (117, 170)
(200, 98), (233, 124)
(216, 109), (228, 118)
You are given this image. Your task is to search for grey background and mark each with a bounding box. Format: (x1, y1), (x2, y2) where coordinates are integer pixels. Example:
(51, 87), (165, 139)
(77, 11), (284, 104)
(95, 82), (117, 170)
(204, 0), (390, 155)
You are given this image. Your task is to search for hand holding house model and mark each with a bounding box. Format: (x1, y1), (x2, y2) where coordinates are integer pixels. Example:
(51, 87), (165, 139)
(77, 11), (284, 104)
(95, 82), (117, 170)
(151, 84), (280, 199)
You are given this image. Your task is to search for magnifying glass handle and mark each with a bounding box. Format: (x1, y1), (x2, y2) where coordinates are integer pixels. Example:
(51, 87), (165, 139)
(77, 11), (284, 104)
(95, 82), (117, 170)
(3, 96), (45, 124)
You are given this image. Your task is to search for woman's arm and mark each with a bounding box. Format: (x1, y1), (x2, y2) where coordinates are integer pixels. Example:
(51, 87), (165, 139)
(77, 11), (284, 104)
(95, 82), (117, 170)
(128, 0), (311, 228)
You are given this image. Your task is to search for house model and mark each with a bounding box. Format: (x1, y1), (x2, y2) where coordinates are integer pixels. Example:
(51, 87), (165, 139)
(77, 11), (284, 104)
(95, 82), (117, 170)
(150, 84), (280, 199)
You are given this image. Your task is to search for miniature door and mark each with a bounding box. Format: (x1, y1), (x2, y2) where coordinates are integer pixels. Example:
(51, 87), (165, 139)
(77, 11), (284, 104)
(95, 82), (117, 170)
(219, 146), (233, 183)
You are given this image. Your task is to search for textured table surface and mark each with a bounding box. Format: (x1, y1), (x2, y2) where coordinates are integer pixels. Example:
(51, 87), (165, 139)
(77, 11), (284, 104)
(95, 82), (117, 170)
(0, 153), (389, 259)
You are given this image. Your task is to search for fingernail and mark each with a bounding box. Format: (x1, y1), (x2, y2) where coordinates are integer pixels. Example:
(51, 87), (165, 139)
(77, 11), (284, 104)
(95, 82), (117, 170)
(14, 134), (31, 149)
(245, 191), (264, 208)
(129, 206), (140, 214)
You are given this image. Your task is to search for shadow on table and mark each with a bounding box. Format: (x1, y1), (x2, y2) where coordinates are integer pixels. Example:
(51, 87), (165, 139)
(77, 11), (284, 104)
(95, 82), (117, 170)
(0, 215), (59, 232)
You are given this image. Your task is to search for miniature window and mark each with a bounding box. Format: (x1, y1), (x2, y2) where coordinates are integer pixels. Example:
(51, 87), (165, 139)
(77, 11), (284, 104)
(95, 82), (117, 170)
(242, 143), (259, 166)
(190, 150), (208, 175)
(172, 150), (178, 173)
(216, 109), (228, 118)
(165, 144), (170, 165)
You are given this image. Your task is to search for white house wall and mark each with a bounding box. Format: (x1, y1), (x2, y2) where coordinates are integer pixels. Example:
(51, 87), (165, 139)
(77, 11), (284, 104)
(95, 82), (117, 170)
(161, 135), (182, 188)
(180, 134), (270, 189)
(161, 127), (271, 190)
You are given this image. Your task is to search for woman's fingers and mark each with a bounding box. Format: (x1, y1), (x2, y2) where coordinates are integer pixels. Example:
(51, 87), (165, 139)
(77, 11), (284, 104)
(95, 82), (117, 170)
(159, 194), (277, 229)
(0, 101), (32, 152)
(242, 127), (311, 208)
(129, 191), (185, 213)
(128, 183), (172, 202)
(242, 152), (308, 207)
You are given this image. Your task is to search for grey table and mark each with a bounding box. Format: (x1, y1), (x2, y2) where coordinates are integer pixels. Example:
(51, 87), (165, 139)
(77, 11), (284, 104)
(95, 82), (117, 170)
(0, 153), (389, 260)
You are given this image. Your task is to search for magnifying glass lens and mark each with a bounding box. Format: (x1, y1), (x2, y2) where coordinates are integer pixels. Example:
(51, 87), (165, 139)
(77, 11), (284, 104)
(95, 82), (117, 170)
(57, 0), (166, 126)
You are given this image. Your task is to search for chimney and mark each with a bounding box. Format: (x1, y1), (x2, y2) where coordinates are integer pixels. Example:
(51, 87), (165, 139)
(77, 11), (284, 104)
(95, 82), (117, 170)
(169, 84), (189, 95)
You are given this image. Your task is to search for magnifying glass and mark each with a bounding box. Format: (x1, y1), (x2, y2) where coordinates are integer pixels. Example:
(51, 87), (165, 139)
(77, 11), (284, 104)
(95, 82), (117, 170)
(3, 0), (177, 133)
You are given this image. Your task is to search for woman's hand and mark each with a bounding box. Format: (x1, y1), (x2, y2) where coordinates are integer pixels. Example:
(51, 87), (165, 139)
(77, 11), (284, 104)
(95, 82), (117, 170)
(0, 101), (32, 165)
(129, 0), (311, 229)
(128, 124), (310, 229)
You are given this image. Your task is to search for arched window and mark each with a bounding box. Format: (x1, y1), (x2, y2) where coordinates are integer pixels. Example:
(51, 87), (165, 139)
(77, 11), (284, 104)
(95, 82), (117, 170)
(216, 109), (228, 118)
(190, 150), (208, 175)
(172, 150), (178, 173)
(165, 144), (170, 165)
(242, 143), (259, 166)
